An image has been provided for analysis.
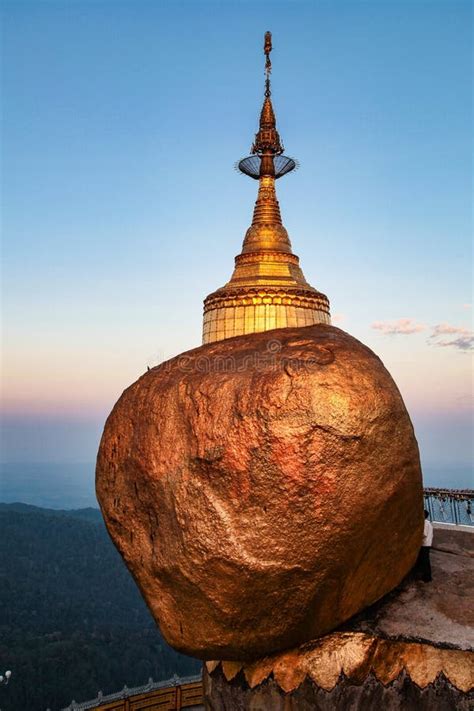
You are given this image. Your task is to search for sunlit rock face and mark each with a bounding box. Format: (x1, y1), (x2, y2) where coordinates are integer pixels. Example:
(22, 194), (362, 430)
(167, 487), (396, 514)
(96, 324), (423, 660)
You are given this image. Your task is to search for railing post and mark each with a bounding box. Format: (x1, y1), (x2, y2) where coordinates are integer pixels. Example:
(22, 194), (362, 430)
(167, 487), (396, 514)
(453, 497), (459, 525)
(428, 494), (434, 521)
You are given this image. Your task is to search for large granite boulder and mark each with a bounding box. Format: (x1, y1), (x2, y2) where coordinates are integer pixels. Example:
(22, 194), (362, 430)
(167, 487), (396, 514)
(96, 325), (423, 659)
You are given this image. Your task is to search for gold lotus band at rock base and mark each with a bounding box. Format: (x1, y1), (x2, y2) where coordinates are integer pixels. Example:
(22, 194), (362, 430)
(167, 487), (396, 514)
(205, 632), (474, 694)
(202, 48), (330, 344)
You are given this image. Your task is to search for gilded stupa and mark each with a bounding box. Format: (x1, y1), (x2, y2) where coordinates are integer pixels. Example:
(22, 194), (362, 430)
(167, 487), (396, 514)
(202, 32), (330, 344)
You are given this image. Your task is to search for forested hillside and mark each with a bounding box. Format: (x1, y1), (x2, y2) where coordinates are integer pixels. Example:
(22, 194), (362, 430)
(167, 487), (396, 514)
(0, 504), (200, 711)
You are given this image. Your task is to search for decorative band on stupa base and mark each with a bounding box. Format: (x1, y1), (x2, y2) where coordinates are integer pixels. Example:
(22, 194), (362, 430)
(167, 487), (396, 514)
(203, 287), (330, 343)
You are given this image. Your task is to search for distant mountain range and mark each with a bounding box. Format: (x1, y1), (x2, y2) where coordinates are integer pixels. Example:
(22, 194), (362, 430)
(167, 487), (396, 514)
(1, 501), (102, 520)
(0, 463), (98, 509)
(0, 503), (200, 711)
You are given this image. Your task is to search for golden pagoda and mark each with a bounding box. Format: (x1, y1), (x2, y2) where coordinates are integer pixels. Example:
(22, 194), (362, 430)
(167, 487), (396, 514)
(202, 32), (330, 344)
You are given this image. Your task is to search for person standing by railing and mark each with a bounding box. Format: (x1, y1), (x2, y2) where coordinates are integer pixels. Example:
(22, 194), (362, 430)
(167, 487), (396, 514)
(416, 510), (433, 582)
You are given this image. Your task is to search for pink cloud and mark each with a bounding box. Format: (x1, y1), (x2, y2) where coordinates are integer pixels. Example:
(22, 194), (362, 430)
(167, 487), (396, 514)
(371, 318), (427, 335)
(430, 322), (472, 337)
(331, 313), (345, 324)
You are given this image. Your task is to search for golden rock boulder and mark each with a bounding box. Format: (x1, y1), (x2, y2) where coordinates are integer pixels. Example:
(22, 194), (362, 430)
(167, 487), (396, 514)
(96, 325), (423, 660)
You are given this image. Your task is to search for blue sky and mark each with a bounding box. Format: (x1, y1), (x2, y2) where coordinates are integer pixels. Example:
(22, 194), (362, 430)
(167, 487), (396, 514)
(1, 0), (472, 486)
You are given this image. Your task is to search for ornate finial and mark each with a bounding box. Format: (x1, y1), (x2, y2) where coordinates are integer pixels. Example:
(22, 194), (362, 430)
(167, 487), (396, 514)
(237, 32), (298, 179)
(264, 31), (272, 97)
(249, 31), (284, 164)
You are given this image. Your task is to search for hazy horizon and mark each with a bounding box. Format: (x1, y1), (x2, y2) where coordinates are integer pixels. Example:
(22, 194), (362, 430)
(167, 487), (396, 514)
(0, 460), (472, 513)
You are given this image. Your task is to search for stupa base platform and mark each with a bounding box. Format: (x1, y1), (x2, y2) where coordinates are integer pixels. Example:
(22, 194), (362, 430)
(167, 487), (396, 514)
(203, 527), (474, 710)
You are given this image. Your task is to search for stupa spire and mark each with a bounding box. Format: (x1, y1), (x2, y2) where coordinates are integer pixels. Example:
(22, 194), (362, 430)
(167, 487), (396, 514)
(202, 32), (330, 344)
(242, 31), (290, 253)
(251, 31), (284, 161)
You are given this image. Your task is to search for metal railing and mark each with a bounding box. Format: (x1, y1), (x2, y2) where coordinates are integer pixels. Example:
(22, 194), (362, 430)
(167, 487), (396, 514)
(60, 673), (202, 711)
(423, 487), (473, 526)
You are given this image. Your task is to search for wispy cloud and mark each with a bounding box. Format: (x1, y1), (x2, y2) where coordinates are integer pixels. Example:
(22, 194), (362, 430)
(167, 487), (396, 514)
(433, 335), (474, 351)
(429, 322), (474, 351)
(430, 322), (472, 337)
(331, 313), (345, 325)
(371, 318), (427, 335)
